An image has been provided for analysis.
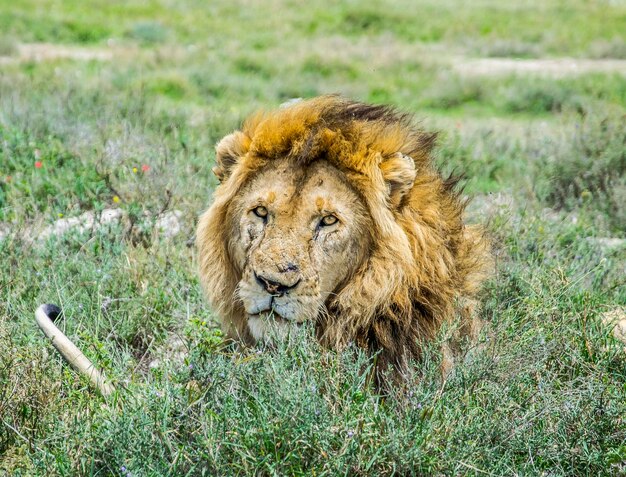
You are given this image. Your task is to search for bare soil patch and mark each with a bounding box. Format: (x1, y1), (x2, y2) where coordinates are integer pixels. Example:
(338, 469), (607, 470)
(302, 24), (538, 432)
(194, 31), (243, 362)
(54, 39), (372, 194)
(0, 42), (129, 65)
(453, 57), (626, 77)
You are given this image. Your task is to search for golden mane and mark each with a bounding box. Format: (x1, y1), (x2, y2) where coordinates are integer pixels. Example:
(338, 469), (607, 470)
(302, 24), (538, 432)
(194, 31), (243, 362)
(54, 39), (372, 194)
(197, 96), (492, 374)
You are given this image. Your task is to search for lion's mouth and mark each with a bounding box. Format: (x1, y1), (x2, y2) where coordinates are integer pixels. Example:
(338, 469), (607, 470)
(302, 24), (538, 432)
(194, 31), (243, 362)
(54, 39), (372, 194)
(247, 310), (294, 342)
(249, 309), (288, 323)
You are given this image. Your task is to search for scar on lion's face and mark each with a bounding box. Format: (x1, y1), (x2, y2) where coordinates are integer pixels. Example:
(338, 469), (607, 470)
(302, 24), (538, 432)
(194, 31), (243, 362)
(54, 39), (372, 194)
(229, 158), (373, 341)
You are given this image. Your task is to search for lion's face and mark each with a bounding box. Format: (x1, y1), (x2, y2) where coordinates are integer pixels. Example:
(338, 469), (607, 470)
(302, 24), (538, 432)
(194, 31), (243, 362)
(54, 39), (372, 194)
(227, 158), (373, 341)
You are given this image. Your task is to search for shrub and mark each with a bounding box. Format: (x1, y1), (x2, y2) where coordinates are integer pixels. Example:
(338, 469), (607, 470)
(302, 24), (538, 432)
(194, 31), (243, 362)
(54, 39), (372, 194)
(587, 37), (626, 60)
(538, 115), (626, 233)
(499, 80), (585, 114)
(478, 39), (542, 58)
(127, 21), (168, 44)
(0, 35), (17, 56)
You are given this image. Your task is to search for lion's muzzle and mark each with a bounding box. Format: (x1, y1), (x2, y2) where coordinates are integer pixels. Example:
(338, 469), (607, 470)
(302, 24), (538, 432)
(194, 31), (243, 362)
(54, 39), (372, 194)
(242, 267), (310, 341)
(243, 267), (305, 321)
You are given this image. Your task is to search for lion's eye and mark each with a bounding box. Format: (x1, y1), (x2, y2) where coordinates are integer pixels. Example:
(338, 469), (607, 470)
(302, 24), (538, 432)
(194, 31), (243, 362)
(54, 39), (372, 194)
(252, 206), (268, 218)
(320, 214), (339, 226)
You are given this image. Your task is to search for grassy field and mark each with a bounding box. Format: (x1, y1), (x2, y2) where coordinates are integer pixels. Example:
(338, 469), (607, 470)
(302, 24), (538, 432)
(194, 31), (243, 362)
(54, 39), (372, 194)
(1, 0), (625, 475)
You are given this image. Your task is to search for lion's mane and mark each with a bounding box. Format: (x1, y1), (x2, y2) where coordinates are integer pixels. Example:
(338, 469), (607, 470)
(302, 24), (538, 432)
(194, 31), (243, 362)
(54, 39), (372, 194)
(197, 96), (492, 372)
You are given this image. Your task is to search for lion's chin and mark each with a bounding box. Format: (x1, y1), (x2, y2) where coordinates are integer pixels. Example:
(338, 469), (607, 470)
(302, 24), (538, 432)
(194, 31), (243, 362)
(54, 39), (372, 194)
(247, 312), (293, 343)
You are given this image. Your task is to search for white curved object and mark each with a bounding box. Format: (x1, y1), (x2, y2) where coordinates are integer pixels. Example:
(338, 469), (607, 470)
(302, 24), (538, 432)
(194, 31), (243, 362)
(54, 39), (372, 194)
(35, 304), (115, 396)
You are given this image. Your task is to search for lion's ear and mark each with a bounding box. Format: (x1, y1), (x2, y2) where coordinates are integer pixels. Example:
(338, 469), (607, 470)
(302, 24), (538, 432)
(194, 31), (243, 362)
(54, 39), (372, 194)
(380, 152), (417, 207)
(213, 131), (251, 182)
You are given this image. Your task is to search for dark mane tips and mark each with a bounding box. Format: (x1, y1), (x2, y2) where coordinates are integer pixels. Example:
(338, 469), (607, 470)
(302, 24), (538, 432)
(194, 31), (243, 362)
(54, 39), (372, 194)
(320, 97), (413, 128)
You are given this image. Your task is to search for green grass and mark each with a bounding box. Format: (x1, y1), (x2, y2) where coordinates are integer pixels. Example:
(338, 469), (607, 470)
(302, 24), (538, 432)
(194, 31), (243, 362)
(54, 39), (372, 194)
(1, 0), (625, 57)
(1, 0), (626, 475)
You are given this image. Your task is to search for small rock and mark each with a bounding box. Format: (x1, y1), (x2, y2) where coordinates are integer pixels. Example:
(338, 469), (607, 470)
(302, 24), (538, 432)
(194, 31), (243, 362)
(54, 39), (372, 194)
(541, 208), (579, 225)
(37, 208), (123, 241)
(586, 237), (626, 252)
(100, 209), (124, 225)
(155, 210), (183, 238)
(0, 223), (9, 241)
(465, 192), (514, 222)
(148, 359), (161, 369)
(9, 208), (183, 245)
(147, 334), (187, 370)
(602, 308), (626, 349)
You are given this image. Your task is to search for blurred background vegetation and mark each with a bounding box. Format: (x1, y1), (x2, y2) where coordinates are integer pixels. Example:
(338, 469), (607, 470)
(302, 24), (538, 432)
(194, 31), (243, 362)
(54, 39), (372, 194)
(0, 0), (625, 475)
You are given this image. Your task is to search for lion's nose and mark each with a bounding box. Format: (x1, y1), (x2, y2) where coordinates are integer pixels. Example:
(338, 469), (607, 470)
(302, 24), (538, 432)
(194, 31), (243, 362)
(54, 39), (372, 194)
(255, 273), (301, 295)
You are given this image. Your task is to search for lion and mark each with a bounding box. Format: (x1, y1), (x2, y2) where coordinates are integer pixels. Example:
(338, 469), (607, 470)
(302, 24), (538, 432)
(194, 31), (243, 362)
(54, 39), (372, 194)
(196, 95), (492, 377)
(31, 97), (491, 395)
